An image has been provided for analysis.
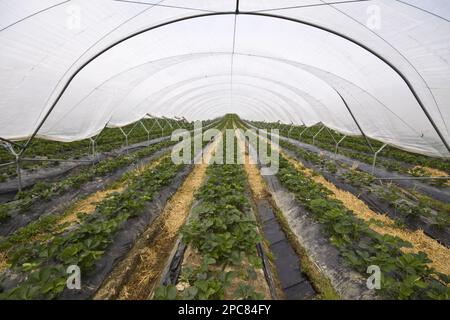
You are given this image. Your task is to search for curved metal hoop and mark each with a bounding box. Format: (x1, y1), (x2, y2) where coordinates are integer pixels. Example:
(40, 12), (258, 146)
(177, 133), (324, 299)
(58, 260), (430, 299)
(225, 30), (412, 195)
(19, 11), (450, 154)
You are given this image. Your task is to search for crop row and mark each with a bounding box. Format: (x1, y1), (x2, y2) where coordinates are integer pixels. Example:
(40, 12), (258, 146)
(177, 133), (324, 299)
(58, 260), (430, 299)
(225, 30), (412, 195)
(0, 152), (185, 299)
(278, 139), (450, 232)
(0, 139), (177, 225)
(0, 118), (192, 182)
(251, 121), (450, 183)
(0, 118), (223, 300)
(239, 122), (449, 299)
(155, 128), (265, 299)
(273, 149), (449, 299)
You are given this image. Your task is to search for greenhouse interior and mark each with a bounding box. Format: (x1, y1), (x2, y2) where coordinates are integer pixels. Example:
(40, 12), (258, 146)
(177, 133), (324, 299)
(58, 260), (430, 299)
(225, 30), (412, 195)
(0, 0), (449, 303)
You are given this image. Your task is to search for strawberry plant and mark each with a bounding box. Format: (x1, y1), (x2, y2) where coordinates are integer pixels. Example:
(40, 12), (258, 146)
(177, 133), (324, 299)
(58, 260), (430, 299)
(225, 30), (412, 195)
(274, 153), (449, 300)
(0, 156), (185, 299)
(156, 128), (265, 300)
(0, 139), (176, 225)
(278, 138), (448, 229)
(256, 121), (449, 182)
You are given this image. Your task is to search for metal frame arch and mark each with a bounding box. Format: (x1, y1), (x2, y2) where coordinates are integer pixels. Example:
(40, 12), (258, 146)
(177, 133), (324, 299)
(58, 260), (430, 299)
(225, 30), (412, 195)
(174, 90), (287, 122)
(153, 80), (309, 123)
(12, 10), (449, 155)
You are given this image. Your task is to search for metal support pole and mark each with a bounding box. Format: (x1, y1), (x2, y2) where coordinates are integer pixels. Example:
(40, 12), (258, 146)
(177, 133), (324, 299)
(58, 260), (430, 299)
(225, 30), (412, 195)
(17, 10), (450, 160)
(335, 135), (347, 155)
(126, 121), (140, 139)
(325, 127), (337, 144)
(299, 127), (309, 140)
(181, 117), (189, 129)
(155, 119), (164, 136)
(0, 161), (15, 168)
(313, 125), (325, 146)
(336, 92), (374, 153)
(163, 117), (174, 130)
(92, 123), (107, 157)
(372, 143), (388, 175)
(173, 118), (182, 129)
(0, 137), (22, 149)
(1, 142), (22, 191)
(21, 158), (92, 163)
(119, 127), (129, 151)
(140, 120), (150, 142)
(146, 115), (158, 134)
(147, 114), (164, 137)
(148, 120), (157, 133)
(89, 138), (96, 158)
(288, 123), (294, 139)
(374, 176), (450, 182)
(15, 155), (22, 192)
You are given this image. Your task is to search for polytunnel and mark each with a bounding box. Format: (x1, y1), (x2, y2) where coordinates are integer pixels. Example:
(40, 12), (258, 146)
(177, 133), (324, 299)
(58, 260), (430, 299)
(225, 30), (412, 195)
(0, 0), (450, 303)
(0, 0), (449, 157)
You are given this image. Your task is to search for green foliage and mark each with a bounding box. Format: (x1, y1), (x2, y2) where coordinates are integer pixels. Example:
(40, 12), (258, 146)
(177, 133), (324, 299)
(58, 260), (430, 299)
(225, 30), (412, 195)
(341, 170), (375, 188)
(393, 199), (432, 218)
(234, 283), (264, 300)
(279, 136), (447, 228)
(156, 127), (263, 300)
(257, 121), (449, 180)
(0, 205), (10, 223)
(0, 156), (184, 299)
(154, 285), (178, 300)
(0, 119), (189, 179)
(0, 266), (67, 300)
(275, 154), (449, 300)
(0, 139), (176, 224)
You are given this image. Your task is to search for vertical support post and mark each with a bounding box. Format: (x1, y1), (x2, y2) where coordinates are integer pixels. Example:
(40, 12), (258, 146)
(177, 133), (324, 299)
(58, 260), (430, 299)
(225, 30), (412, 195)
(372, 143), (388, 175)
(92, 123), (107, 158)
(15, 155), (22, 192)
(313, 125), (325, 146)
(2, 142), (22, 191)
(335, 135), (347, 155)
(119, 127), (128, 152)
(89, 138), (96, 159)
(146, 115), (158, 135)
(140, 120), (150, 142)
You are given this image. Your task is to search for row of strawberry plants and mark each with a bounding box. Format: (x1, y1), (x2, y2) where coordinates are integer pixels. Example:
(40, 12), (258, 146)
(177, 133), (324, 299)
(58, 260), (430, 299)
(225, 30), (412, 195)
(0, 140), (177, 225)
(155, 126), (265, 300)
(275, 152), (449, 299)
(0, 122), (221, 255)
(0, 118), (191, 182)
(251, 121), (450, 181)
(0, 153), (185, 299)
(276, 122), (449, 174)
(278, 139), (449, 231)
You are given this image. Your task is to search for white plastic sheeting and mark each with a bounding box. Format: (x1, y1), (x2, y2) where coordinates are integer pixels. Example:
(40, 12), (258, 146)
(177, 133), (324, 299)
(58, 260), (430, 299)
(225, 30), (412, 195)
(0, 0), (449, 157)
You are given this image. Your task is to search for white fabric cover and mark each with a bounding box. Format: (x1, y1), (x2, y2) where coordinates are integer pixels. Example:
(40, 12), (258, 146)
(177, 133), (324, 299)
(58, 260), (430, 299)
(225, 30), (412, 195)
(0, 0), (449, 157)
